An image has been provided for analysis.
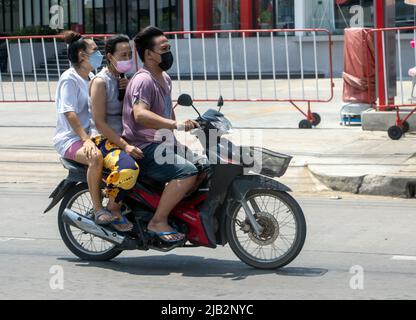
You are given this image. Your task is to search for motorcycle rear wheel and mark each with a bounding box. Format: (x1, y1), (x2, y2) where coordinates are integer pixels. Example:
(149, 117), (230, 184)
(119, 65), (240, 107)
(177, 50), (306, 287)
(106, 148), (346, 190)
(58, 183), (123, 261)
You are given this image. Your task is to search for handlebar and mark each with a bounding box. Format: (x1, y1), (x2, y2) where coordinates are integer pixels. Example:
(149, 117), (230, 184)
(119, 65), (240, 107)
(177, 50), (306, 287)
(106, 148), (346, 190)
(196, 118), (208, 130)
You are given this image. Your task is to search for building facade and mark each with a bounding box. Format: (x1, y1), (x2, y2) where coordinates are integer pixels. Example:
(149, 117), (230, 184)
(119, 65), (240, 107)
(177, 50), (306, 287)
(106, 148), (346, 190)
(0, 0), (415, 36)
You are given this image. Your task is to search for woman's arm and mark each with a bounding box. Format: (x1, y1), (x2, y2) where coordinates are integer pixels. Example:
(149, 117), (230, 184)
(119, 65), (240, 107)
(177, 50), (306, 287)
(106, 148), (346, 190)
(58, 78), (97, 159)
(65, 112), (97, 159)
(91, 77), (143, 159)
(65, 112), (90, 142)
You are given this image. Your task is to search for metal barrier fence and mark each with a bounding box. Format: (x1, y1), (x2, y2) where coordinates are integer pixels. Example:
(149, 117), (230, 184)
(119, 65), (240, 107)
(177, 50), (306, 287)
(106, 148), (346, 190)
(0, 29), (333, 106)
(366, 26), (416, 140)
(0, 34), (125, 103)
(165, 29), (334, 106)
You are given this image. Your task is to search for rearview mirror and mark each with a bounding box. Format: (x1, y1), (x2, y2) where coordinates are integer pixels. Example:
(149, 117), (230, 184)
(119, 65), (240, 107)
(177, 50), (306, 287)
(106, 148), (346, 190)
(177, 94), (193, 107)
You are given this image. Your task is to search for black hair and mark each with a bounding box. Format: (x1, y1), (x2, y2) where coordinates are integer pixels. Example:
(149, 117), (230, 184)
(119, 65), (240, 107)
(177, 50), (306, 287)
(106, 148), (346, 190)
(61, 30), (90, 65)
(134, 26), (164, 62)
(105, 34), (130, 56)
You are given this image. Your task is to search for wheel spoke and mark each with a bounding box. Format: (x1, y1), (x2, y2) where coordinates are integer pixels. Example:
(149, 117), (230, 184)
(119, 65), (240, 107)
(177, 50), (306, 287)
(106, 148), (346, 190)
(271, 203), (285, 217)
(280, 233), (296, 238)
(264, 195), (273, 211)
(279, 234), (293, 250)
(280, 224), (296, 231)
(242, 238), (251, 249)
(250, 245), (261, 257)
(90, 235), (97, 252)
(271, 243), (285, 255)
(278, 212), (294, 226)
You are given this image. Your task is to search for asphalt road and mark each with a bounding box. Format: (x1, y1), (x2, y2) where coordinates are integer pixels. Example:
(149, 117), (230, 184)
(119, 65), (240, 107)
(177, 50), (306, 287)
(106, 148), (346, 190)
(0, 184), (415, 300)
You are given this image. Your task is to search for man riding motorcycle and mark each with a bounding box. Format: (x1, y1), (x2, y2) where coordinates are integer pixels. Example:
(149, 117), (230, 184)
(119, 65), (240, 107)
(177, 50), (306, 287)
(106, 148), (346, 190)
(123, 26), (207, 245)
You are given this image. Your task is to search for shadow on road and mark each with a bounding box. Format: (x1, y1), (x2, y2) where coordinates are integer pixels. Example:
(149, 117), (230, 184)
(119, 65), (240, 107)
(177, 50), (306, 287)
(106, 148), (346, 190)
(59, 255), (328, 280)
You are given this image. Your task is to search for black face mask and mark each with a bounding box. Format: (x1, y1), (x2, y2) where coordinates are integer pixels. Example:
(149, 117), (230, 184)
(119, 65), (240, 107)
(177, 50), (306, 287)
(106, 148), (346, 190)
(157, 51), (174, 71)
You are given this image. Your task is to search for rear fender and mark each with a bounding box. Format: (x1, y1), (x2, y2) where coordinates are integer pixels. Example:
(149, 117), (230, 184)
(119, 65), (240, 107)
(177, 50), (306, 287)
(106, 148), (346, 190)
(43, 179), (78, 213)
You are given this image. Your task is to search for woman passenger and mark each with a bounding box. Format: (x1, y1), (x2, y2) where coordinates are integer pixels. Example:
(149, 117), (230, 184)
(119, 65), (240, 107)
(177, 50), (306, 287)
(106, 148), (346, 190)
(89, 35), (142, 232)
(53, 31), (115, 226)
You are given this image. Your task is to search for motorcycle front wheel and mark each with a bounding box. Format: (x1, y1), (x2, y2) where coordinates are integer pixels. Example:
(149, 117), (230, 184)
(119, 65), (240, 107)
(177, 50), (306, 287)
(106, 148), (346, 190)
(226, 190), (306, 270)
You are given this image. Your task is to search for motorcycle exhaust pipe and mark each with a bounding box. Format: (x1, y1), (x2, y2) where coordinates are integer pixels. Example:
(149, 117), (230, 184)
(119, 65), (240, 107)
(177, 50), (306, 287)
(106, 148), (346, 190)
(62, 209), (126, 245)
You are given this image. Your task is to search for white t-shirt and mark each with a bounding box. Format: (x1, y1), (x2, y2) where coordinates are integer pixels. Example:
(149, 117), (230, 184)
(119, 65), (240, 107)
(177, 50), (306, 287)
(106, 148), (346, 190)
(53, 68), (92, 157)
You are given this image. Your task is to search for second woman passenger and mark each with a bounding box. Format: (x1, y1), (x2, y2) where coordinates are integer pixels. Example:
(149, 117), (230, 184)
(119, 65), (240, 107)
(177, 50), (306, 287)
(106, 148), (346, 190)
(90, 35), (142, 232)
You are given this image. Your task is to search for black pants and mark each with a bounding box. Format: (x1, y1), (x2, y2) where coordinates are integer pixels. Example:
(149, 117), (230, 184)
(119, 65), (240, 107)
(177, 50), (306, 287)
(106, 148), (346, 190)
(0, 53), (7, 73)
(0, 48), (8, 73)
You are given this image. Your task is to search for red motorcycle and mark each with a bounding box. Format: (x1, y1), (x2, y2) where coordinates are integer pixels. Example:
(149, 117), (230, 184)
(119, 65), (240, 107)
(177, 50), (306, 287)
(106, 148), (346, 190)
(44, 95), (306, 270)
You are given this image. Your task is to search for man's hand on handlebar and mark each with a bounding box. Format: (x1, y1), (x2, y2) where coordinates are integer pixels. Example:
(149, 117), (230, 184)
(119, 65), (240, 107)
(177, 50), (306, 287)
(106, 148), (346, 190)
(176, 119), (200, 132)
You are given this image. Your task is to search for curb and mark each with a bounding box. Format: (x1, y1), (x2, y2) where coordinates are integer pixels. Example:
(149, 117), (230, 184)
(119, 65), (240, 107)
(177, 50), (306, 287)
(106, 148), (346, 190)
(308, 167), (416, 198)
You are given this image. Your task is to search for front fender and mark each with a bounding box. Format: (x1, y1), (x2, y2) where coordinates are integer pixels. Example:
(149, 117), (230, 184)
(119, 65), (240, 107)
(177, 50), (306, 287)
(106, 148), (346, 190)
(231, 175), (292, 201)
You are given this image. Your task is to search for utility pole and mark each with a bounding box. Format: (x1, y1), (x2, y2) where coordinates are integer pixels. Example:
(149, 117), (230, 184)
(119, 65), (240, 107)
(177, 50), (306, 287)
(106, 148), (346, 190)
(374, 0), (396, 111)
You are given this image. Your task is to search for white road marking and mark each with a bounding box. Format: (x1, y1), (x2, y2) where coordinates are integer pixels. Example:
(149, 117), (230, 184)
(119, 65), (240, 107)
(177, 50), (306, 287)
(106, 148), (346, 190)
(392, 255), (416, 261)
(0, 237), (36, 242)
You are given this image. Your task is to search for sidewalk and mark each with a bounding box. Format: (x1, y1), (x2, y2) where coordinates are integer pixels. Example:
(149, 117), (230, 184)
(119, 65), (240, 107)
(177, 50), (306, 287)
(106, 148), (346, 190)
(224, 126), (416, 198)
(196, 96), (416, 198)
(1, 79), (416, 198)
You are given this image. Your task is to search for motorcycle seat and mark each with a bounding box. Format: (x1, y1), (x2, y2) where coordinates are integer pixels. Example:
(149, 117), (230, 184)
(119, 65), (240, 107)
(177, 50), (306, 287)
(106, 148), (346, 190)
(61, 158), (87, 174)
(61, 158), (112, 176)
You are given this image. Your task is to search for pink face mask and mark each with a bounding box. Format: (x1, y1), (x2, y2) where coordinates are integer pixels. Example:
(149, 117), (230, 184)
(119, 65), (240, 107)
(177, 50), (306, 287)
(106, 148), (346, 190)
(115, 59), (133, 73)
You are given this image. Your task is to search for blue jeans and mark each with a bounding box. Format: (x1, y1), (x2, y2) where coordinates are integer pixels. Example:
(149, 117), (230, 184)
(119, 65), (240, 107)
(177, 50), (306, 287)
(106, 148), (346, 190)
(139, 143), (206, 184)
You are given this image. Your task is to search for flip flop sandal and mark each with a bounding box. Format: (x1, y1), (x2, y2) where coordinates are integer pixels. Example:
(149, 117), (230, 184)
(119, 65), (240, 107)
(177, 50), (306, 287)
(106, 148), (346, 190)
(147, 229), (185, 244)
(94, 208), (115, 226)
(112, 216), (134, 233)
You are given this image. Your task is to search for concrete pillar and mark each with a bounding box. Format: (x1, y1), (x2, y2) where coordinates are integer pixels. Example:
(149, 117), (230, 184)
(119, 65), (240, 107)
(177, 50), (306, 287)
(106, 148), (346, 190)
(294, 0), (305, 29)
(374, 0), (396, 110)
(183, 0), (191, 32)
(294, 0), (305, 36)
(150, 0), (156, 26)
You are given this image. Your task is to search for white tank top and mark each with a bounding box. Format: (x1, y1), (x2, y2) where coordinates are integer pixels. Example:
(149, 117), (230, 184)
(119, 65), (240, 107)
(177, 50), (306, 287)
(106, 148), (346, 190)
(90, 68), (123, 137)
